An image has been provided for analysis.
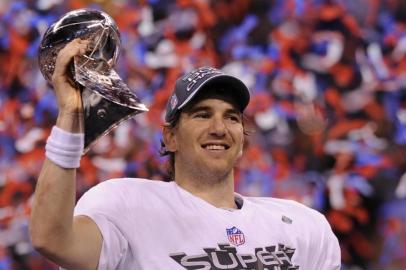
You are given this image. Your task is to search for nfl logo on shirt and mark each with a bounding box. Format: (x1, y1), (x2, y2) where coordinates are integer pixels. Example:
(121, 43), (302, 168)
(226, 226), (245, 246)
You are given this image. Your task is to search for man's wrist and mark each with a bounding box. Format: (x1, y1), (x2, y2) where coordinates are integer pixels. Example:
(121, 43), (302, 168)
(45, 126), (84, 169)
(56, 111), (84, 133)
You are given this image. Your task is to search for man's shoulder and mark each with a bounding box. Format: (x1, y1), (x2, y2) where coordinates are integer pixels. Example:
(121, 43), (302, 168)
(93, 178), (172, 190)
(81, 178), (174, 200)
(245, 195), (314, 211)
(75, 178), (174, 211)
(244, 196), (327, 223)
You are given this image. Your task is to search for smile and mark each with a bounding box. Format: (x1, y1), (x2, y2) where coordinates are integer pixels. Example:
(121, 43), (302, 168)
(202, 144), (230, 151)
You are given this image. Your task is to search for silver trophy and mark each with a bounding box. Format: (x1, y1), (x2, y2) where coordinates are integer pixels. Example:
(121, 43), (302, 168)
(38, 9), (148, 153)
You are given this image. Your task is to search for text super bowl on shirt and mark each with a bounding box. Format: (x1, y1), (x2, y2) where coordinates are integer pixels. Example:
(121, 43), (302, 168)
(169, 243), (300, 270)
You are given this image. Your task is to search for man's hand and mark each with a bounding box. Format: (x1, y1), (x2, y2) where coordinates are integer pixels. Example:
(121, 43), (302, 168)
(52, 38), (89, 132)
(52, 38), (89, 114)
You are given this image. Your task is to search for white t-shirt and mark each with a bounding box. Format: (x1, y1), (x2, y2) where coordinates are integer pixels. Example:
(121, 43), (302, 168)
(74, 178), (341, 270)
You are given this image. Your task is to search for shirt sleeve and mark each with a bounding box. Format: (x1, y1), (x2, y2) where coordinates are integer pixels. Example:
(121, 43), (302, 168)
(312, 215), (341, 269)
(74, 181), (129, 270)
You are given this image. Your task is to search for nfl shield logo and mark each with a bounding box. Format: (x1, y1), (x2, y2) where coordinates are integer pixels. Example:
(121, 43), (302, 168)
(170, 94), (178, 110)
(226, 226), (245, 246)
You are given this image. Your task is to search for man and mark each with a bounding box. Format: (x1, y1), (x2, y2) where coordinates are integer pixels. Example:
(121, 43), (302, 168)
(30, 39), (341, 270)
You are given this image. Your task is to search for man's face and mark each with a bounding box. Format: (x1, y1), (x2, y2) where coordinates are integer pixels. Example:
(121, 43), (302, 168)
(165, 94), (244, 180)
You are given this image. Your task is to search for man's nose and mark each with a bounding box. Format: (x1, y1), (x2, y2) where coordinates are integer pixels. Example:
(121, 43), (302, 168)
(208, 117), (226, 137)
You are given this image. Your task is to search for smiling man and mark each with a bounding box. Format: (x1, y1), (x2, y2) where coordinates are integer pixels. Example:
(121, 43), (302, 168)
(160, 72), (248, 210)
(30, 39), (341, 270)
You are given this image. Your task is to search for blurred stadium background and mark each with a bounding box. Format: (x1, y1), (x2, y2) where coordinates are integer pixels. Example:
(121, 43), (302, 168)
(1, 0), (406, 269)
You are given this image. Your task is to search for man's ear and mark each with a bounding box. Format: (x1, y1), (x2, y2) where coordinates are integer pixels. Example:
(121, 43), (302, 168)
(237, 136), (244, 158)
(163, 125), (177, 152)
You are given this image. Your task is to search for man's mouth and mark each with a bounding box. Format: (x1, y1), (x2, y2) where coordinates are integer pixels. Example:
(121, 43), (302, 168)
(202, 144), (230, 151)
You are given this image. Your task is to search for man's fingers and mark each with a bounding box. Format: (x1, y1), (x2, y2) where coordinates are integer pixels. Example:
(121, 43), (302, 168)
(52, 39), (90, 81)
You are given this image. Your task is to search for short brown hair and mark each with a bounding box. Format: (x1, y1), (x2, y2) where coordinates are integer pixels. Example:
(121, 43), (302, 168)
(159, 112), (180, 181)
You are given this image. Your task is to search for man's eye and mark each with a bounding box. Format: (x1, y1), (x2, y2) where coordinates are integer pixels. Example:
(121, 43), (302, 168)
(194, 113), (210, 118)
(226, 115), (241, 122)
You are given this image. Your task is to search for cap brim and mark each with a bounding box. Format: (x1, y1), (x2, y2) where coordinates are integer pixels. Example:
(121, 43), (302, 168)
(177, 74), (250, 112)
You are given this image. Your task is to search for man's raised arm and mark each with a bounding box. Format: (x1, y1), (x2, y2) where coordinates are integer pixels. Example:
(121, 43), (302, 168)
(29, 39), (102, 270)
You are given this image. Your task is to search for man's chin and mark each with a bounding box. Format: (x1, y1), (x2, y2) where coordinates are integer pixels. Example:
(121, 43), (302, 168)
(200, 162), (233, 180)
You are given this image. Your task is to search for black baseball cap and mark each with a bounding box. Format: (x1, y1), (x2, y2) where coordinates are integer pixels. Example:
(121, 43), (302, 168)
(165, 67), (250, 122)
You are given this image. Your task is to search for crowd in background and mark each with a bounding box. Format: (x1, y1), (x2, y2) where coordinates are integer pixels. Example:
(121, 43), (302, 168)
(0, 0), (406, 269)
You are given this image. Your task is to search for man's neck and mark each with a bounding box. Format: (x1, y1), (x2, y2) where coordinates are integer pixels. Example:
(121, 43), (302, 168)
(174, 172), (237, 209)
